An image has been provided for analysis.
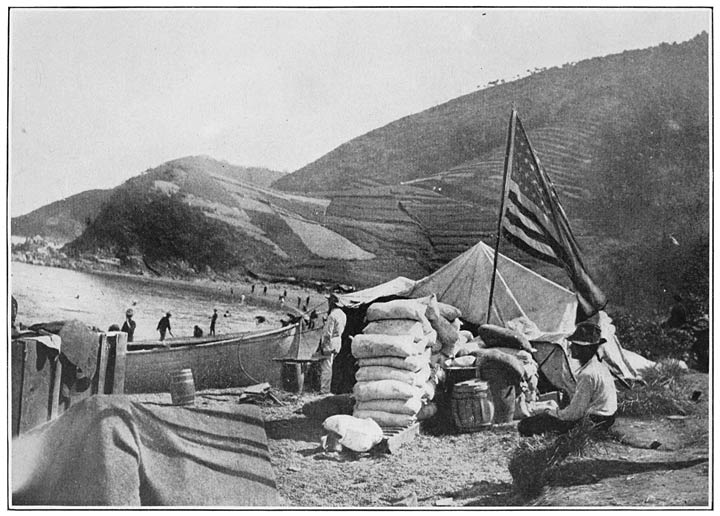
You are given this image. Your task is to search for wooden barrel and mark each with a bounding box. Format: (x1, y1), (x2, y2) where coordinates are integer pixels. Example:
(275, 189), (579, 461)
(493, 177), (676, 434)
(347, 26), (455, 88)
(281, 361), (305, 393)
(451, 379), (494, 432)
(170, 369), (195, 405)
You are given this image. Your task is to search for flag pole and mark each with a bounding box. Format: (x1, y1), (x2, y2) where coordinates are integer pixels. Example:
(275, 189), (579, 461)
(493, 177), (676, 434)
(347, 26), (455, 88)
(486, 107), (517, 324)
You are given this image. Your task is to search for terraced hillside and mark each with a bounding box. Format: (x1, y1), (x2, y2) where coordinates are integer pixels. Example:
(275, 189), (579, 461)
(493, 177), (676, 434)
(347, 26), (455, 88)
(274, 33), (709, 312)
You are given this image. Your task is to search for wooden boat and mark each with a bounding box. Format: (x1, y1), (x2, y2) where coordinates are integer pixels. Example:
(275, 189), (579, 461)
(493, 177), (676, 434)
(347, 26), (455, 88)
(124, 323), (323, 394)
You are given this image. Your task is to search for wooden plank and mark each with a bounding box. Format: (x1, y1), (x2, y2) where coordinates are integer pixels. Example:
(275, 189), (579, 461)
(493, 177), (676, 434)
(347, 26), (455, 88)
(94, 333), (111, 394)
(49, 355), (63, 420)
(110, 332), (128, 394)
(381, 422), (420, 454)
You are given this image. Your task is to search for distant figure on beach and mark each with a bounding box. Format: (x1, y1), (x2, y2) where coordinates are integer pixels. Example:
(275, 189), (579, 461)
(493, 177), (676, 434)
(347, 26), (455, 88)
(306, 296), (310, 307)
(224, 310), (231, 317)
(230, 287), (234, 297)
(122, 308), (136, 342)
(263, 285), (268, 295)
(240, 294), (246, 305)
(157, 312), (173, 342)
(255, 315), (266, 325)
(193, 325), (204, 338)
(297, 296), (302, 308)
(209, 309), (218, 336)
(309, 309), (318, 329)
(251, 284), (255, 294)
(283, 290), (287, 298)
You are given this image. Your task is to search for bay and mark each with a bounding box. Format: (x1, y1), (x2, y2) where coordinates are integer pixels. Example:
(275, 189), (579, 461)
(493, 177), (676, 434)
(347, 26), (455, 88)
(11, 262), (289, 342)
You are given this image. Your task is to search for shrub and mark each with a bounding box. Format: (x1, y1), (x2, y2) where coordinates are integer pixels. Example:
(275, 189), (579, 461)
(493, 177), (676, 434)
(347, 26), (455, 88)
(610, 312), (695, 362)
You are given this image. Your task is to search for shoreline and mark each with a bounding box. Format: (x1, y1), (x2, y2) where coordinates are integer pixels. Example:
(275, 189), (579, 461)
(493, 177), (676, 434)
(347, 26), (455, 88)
(11, 259), (331, 318)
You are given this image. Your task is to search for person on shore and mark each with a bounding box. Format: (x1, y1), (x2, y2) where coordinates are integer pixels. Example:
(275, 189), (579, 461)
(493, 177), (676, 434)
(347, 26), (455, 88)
(209, 309), (218, 336)
(297, 296), (302, 308)
(308, 309), (318, 329)
(263, 285), (268, 295)
(193, 325), (204, 338)
(251, 284), (255, 294)
(319, 295), (346, 395)
(306, 295), (310, 307)
(240, 294), (246, 305)
(157, 312), (173, 342)
(518, 321), (617, 437)
(121, 308), (136, 342)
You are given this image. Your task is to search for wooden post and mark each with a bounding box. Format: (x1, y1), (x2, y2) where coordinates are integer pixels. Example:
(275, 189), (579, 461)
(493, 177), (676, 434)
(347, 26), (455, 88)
(111, 332), (128, 394)
(487, 108), (517, 324)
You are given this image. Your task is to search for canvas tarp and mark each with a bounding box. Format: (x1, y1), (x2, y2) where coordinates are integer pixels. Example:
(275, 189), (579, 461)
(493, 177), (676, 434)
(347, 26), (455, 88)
(336, 241), (577, 334)
(533, 311), (656, 394)
(12, 395), (280, 507)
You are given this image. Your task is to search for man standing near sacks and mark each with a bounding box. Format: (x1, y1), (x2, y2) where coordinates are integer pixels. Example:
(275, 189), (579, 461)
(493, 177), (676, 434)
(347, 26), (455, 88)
(319, 294), (346, 394)
(518, 321), (617, 436)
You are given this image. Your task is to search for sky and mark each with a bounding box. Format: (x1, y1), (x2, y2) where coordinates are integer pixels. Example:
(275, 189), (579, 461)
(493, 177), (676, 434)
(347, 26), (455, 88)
(9, 7), (710, 216)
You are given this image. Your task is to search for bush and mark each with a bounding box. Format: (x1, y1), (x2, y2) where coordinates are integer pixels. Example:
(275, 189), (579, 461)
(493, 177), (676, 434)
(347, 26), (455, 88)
(610, 312), (695, 362)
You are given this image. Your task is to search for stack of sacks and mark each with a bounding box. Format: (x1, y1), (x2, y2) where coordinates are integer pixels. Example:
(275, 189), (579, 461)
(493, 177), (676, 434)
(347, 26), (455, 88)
(351, 299), (438, 427)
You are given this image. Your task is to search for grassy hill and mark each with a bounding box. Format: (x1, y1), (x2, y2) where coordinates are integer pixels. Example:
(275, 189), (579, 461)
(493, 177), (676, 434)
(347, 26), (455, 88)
(273, 33), (709, 314)
(16, 34), (709, 317)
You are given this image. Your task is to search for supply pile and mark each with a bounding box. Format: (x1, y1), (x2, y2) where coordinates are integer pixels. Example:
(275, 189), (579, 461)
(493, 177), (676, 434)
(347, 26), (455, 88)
(350, 296), (461, 427)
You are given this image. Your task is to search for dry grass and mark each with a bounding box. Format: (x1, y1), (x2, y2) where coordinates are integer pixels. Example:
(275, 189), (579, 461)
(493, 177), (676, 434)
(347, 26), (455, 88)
(618, 360), (695, 417)
(508, 418), (600, 498)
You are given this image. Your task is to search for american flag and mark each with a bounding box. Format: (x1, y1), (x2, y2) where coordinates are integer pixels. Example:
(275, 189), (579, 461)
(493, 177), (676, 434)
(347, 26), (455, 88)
(501, 110), (606, 319)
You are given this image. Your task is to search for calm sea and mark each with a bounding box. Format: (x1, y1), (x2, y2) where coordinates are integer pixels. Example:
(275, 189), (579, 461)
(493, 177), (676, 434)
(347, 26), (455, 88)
(11, 262), (287, 341)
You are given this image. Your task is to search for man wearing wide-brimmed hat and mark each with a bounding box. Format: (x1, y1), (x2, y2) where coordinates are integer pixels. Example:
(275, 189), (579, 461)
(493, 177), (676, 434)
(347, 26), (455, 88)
(518, 321), (617, 437)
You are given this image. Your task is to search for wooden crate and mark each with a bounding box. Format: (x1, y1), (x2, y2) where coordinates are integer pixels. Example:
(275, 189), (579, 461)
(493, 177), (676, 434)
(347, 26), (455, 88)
(12, 331), (128, 436)
(380, 422), (420, 454)
(11, 337), (63, 436)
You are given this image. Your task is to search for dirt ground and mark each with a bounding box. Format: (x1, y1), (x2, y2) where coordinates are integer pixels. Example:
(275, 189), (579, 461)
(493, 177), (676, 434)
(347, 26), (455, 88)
(141, 372), (708, 508)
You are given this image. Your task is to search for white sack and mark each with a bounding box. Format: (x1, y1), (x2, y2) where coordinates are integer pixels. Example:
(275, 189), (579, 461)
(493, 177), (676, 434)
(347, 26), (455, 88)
(351, 333), (428, 358)
(354, 397), (423, 416)
(322, 414), (384, 452)
(357, 349), (431, 371)
(353, 410), (416, 427)
(362, 319), (425, 341)
(355, 364), (431, 386)
(353, 380), (425, 401)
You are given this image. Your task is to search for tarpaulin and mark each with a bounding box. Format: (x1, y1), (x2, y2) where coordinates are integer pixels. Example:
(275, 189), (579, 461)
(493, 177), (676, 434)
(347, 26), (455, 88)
(12, 395), (279, 507)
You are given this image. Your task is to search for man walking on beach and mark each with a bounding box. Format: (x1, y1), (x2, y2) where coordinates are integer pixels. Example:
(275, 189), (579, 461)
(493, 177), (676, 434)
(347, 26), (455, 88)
(157, 312), (173, 342)
(121, 308), (136, 343)
(210, 309), (218, 336)
(319, 295), (346, 394)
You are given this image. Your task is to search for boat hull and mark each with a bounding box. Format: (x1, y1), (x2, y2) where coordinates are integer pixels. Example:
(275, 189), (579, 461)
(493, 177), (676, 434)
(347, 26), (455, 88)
(125, 325), (307, 393)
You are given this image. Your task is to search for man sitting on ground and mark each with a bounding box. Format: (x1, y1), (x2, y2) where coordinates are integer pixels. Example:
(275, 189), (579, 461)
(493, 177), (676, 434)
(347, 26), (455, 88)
(518, 321), (617, 437)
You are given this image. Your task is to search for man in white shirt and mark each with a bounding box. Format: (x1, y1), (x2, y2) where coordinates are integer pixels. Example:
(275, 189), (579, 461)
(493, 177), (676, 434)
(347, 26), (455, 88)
(319, 295), (347, 394)
(518, 321), (617, 436)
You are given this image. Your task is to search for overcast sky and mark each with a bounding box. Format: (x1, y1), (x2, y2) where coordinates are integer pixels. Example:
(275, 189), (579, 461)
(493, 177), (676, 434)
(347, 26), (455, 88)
(9, 7), (709, 216)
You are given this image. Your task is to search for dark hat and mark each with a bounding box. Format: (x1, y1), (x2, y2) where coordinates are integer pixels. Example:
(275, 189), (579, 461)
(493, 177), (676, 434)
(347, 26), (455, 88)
(166, 312), (172, 317)
(567, 322), (606, 346)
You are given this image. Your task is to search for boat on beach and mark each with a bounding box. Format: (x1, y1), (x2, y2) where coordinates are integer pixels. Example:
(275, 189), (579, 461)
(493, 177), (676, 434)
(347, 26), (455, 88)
(124, 322), (323, 393)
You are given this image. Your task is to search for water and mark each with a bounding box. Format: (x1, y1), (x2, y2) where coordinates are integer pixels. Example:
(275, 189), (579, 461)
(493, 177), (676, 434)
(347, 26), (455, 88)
(11, 262), (288, 341)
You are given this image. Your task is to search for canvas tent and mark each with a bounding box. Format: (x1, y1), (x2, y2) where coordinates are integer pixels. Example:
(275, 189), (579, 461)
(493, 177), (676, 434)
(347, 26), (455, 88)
(335, 240), (654, 387)
(336, 241), (577, 334)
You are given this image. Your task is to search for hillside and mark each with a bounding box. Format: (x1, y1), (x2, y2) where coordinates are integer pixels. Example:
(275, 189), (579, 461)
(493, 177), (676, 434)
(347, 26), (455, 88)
(15, 34), (710, 316)
(11, 189), (115, 244)
(274, 33), (709, 313)
(11, 156), (288, 244)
